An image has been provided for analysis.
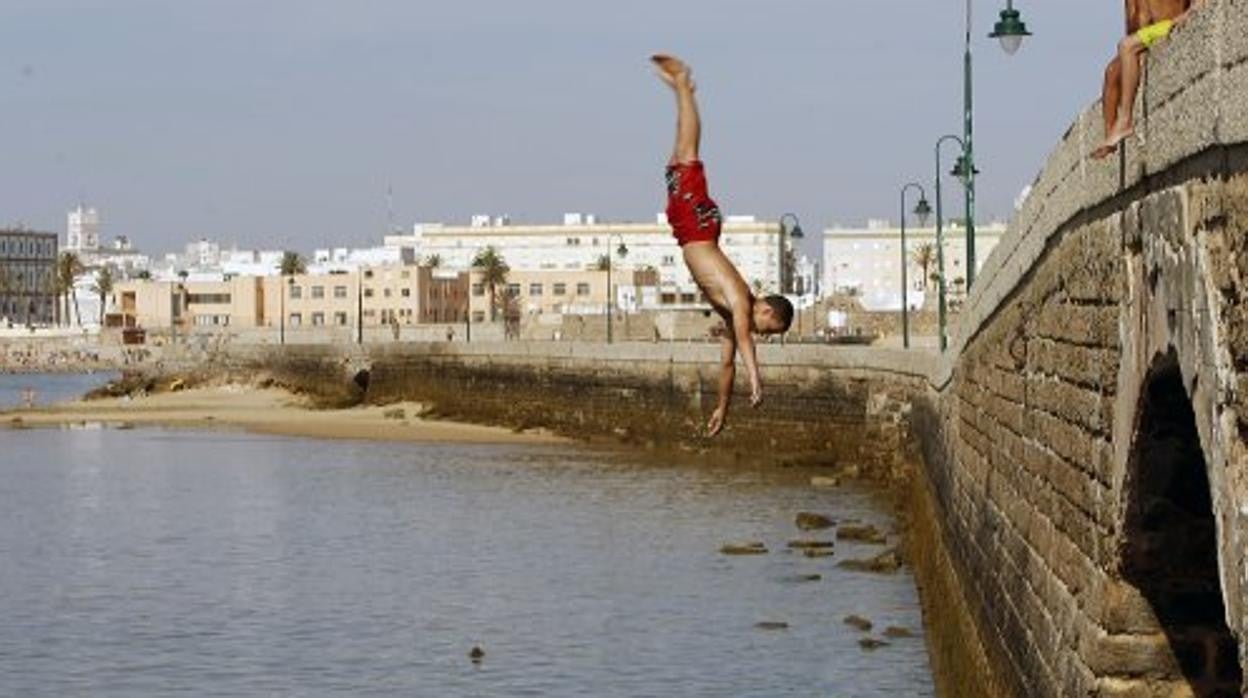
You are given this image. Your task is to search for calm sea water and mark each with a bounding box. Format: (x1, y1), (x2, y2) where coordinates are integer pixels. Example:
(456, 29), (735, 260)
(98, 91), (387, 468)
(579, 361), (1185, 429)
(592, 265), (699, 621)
(0, 418), (934, 696)
(0, 372), (119, 410)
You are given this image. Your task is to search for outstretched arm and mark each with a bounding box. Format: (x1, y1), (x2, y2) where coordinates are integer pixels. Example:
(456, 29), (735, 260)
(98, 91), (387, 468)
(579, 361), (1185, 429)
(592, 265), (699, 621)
(707, 335), (735, 436)
(724, 284), (763, 408)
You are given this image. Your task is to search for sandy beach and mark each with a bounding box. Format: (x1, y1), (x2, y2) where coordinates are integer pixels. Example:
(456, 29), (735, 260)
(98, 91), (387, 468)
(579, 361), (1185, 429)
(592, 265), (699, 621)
(1, 384), (567, 446)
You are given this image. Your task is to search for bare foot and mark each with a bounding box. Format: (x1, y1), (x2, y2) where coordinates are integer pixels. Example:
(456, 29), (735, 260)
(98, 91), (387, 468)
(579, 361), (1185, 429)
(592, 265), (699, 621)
(651, 54), (694, 90)
(1091, 143), (1117, 160)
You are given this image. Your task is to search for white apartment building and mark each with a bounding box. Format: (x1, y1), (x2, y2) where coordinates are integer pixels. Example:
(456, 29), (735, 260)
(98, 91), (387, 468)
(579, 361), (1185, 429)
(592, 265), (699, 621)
(310, 245), (415, 274)
(823, 221), (1007, 312)
(383, 213), (790, 296)
(66, 205), (101, 252)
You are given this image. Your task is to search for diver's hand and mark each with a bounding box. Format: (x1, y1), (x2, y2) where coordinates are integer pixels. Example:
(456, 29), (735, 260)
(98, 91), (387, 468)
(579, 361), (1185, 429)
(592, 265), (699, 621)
(749, 374), (763, 408)
(707, 406), (727, 437)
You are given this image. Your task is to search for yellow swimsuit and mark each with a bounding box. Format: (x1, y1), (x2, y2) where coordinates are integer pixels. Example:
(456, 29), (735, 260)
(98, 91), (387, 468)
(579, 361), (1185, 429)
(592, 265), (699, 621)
(1137, 20), (1174, 48)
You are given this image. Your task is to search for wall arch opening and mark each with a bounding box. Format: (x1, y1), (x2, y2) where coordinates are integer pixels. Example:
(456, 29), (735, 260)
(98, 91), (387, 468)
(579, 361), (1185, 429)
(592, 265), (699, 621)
(1122, 354), (1242, 695)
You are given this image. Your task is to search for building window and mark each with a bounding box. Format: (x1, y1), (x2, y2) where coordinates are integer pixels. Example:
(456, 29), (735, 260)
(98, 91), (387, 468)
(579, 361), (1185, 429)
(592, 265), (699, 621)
(681, 292), (697, 303)
(364, 288), (374, 298)
(401, 288), (411, 298)
(186, 293), (230, 305)
(553, 283), (567, 296)
(311, 312), (325, 326)
(334, 312), (348, 325)
(289, 285), (302, 299)
(529, 283), (543, 296)
(363, 309), (376, 318)
(506, 283), (520, 297)
(472, 283), (485, 296)
(400, 270), (411, 279)
(576, 282), (591, 296)
(472, 311), (486, 323)
(383, 288), (392, 298)
(364, 270), (374, 279)
(334, 286), (348, 298)
(311, 286), (325, 299)
(289, 313), (302, 327)
(661, 255), (675, 266)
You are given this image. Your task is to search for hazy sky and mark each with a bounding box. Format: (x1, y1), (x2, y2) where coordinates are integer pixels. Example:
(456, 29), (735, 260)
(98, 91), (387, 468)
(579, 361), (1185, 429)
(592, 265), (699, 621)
(0, 1), (1120, 257)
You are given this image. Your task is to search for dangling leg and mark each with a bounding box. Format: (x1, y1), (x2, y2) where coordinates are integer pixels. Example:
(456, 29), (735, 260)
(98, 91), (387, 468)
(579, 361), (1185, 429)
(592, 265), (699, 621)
(1092, 56), (1123, 159)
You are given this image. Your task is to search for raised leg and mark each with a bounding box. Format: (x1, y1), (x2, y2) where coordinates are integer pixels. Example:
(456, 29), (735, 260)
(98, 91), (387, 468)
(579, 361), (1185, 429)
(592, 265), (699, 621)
(652, 54), (700, 165)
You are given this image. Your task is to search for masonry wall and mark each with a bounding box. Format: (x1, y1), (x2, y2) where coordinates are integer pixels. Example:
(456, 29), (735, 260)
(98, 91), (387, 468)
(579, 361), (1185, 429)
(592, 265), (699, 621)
(919, 1), (1248, 693)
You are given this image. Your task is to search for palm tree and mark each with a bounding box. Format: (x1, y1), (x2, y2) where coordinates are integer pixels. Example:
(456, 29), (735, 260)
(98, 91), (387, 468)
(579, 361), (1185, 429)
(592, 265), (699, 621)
(0, 266), (14, 322)
(423, 254), (442, 268)
(471, 246), (509, 321)
(56, 252), (85, 327)
(93, 266), (115, 324)
(279, 251), (306, 276)
(911, 243), (937, 291)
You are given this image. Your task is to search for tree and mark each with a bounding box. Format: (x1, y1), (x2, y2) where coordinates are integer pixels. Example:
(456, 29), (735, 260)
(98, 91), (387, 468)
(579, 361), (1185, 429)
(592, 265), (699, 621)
(470, 246), (509, 321)
(93, 266), (115, 324)
(56, 252), (85, 327)
(594, 254), (611, 272)
(0, 266), (14, 322)
(136, 269), (153, 281)
(911, 243), (937, 290)
(423, 254), (442, 268)
(280, 251), (306, 276)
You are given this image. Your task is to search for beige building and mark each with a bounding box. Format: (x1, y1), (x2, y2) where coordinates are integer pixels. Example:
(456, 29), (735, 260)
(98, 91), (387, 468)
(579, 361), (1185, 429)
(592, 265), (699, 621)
(111, 264), (469, 340)
(467, 267), (659, 323)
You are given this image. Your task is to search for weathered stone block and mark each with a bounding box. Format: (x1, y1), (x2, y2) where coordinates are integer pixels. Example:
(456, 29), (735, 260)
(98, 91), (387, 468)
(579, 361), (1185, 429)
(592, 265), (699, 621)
(1082, 631), (1182, 679)
(1144, 8), (1220, 113)
(1143, 75), (1220, 176)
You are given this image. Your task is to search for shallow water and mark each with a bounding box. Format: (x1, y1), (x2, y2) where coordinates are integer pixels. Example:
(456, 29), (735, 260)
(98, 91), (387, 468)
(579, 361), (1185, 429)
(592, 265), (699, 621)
(0, 424), (934, 696)
(0, 372), (118, 410)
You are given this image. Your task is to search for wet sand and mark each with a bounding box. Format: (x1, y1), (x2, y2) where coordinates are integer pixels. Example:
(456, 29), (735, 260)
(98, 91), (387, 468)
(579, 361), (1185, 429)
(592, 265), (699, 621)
(1, 385), (567, 446)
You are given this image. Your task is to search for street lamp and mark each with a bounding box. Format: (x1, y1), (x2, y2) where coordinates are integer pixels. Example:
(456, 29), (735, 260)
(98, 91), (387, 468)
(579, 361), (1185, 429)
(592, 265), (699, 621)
(605, 236), (629, 344)
(778, 213), (804, 295)
(899, 183), (931, 349)
(934, 134), (967, 352)
(989, 0), (1033, 56)
(960, 0), (1032, 289)
(280, 277), (288, 345)
(357, 268), (365, 345)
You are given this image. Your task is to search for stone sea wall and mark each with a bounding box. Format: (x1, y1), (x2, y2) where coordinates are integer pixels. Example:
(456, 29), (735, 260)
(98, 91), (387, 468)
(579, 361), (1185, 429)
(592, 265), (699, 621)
(915, 1), (1248, 693)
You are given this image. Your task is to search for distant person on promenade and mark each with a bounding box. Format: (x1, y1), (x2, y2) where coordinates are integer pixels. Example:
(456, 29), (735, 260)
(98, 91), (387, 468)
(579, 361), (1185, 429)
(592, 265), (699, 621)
(1093, 0), (1202, 159)
(651, 54), (793, 437)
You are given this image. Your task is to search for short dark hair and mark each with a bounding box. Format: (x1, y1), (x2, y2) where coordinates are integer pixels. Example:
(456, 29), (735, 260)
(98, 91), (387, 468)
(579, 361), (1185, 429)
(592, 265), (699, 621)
(762, 294), (794, 332)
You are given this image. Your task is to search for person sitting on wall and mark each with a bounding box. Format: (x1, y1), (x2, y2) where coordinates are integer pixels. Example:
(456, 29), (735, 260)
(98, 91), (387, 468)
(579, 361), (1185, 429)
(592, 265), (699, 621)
(1093, 0), (1203, 160)
(651, 54), (794, 437)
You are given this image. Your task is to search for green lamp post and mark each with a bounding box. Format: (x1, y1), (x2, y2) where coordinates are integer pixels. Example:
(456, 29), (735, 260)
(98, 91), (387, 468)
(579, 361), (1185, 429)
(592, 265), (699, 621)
(779, 213), (804, 295)
(960, 0), (1032, 290)
(900, 183), (932, 349)
(934, 134), (967, 352)
(605, 236), (629, 344)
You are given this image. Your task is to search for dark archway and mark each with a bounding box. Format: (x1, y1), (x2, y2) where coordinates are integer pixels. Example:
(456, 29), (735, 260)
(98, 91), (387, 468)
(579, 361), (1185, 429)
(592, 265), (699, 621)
(1122, 355), (1242, 695)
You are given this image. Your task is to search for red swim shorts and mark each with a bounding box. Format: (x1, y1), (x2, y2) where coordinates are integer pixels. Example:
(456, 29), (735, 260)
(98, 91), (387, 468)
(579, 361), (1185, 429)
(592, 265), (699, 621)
(665, 160), (722, 246)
